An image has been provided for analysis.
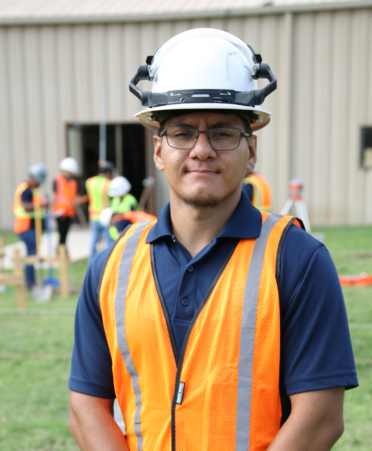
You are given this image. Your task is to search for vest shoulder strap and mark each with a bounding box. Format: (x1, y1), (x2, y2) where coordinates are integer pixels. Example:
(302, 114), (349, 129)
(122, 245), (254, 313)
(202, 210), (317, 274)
(97, 223), (138, 302)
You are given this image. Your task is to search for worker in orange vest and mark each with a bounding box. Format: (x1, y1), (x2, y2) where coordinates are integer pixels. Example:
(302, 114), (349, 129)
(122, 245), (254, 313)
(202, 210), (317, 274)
(68, 29), (357, 451)
(13, 163), (48, 288)
(53, 157), (82, 249)
(242, 170), (272, 211)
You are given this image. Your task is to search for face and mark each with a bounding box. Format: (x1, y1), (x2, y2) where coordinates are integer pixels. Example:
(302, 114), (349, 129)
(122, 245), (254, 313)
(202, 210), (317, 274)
(153, 111), (257, 208)
(29, 176), (40, 188)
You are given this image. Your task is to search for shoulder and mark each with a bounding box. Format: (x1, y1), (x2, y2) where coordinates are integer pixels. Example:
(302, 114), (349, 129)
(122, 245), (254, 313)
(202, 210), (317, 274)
(20, 186), (33, 201)
(278, 222), (339, 313)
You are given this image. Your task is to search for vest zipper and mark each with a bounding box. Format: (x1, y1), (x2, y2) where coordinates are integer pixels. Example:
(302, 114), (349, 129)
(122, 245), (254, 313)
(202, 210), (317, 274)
(167, 240), (239, 451)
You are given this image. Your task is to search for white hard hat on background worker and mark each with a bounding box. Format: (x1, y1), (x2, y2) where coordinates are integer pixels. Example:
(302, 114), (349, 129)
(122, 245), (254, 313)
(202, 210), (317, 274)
(108, 176), (132, 198)
(59, 157), (79, 175)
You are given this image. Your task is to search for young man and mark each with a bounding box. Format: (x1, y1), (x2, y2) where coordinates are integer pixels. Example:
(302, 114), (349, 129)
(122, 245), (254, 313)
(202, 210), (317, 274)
(13, 163), (48, 288)
(68, 29), (357, 451)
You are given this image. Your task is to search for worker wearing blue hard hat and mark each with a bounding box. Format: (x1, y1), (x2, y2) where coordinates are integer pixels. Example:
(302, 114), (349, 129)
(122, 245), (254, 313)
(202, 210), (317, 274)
(13, 163), (48, 288)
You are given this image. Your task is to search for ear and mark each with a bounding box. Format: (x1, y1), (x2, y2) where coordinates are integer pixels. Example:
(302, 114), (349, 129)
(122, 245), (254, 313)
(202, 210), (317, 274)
(153, 134), (164, 172)
(246, 135), (257, 173)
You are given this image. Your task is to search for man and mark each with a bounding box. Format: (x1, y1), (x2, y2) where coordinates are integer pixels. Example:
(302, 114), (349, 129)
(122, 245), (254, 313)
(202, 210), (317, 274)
(68, 29), (357, 451)
(53, 157), (82, 249)
(86, 161), (115, 261)
(13, 163), (48, 288)
(242, 170), (272, 211)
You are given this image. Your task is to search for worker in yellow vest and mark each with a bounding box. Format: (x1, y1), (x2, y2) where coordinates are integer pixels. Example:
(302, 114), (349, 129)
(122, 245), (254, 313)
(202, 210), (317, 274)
(13, 163), (48, 288)
(103, 176), (139, 240)
(53, 157), (82, 249)
(69, 29), (357, 451)
(242, 170), (272, 211)
(86, 161), (115, 262)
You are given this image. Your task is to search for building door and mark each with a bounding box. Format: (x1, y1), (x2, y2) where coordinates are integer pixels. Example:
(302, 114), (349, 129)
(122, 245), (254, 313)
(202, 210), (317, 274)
(67, 123), (149, 222)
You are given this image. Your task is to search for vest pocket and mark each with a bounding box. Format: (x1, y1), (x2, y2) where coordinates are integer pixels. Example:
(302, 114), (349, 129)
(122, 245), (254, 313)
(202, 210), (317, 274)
(207, 383), (238, 450)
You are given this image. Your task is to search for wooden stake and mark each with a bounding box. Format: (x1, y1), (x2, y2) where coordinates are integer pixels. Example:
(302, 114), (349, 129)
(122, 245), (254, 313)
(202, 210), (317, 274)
(58, 244), (69, 299)
(33, 188), (42, 255)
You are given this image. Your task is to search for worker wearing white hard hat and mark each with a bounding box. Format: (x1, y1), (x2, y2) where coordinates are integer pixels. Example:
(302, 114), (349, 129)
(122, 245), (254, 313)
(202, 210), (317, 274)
(53, 157), (84, 250)
(13, 163), (48, 288)
(69, 28), (357, 450)
(109, 176), (138, 215)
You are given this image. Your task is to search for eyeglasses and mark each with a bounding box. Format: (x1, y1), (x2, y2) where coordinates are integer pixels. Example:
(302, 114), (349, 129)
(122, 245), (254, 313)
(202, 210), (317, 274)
(160, 126), (251, 151)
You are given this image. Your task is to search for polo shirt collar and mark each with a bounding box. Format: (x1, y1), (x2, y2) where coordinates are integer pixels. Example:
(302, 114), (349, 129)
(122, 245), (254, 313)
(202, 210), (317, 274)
(146, 191), (262, 243)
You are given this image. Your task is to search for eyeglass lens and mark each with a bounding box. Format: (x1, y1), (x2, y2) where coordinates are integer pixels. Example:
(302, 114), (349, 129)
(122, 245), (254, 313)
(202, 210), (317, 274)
(165, 126), (243, 151)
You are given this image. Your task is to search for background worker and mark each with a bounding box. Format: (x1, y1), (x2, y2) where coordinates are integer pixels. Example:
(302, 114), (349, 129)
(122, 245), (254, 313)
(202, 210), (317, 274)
(13, 163), (48, 288)
(53, 157), (82, 250)
(68, 29), (357, 451)
(110, 176), (138, 216)
(86, 161), (115, 262)
(242, 170), (272, 211)
(100, 176), (139, 241)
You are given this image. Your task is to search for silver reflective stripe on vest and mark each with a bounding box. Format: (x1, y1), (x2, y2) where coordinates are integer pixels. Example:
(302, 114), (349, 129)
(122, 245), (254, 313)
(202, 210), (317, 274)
(115, 221), (151, 451)
(236, 214), (282, 451)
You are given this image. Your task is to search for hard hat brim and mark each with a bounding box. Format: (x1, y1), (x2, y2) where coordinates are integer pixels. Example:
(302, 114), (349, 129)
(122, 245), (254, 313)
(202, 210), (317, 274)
(135, 103), (271, 132)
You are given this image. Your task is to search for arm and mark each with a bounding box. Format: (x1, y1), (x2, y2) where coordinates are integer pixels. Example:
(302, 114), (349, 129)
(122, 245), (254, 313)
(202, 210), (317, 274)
(268, 387), (345, 451)
(68, 391), (130, 451)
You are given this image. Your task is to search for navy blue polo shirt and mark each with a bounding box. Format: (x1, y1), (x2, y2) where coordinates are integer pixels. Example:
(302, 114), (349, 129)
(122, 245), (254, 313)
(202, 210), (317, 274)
(69, 192), (358, 399)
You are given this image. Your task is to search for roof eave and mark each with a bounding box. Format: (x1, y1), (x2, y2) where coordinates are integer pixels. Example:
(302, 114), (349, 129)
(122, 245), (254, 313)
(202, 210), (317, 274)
(0, 1), (371, 26)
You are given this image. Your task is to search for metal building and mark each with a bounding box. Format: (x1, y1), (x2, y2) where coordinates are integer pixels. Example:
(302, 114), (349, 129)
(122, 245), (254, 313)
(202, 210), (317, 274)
(1, 0), (372, 229)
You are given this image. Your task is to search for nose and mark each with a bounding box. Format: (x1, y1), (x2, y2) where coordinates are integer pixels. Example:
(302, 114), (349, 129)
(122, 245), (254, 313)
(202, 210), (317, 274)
(189, 131), (217, 160)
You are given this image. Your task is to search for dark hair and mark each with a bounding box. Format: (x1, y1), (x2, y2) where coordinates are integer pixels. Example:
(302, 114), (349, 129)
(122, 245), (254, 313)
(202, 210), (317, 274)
(156, 109), (256, 135)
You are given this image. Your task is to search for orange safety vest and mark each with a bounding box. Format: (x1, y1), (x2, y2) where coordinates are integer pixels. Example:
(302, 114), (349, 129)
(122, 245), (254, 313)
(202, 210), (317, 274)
(13, 182), (44, 234)
(243, 173), (272, 212)
(113, 211), (157, 224)
(53, 174), (78, 218)
(100, 213), (303, 451)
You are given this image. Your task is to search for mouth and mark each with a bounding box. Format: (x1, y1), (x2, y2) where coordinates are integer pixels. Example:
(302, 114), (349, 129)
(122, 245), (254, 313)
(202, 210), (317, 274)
(186, 169), (220, 174)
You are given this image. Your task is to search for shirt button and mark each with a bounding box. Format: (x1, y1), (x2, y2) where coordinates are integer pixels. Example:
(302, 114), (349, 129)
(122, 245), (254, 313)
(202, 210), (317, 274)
(187, 266), (194, 272)
(181, 299), (189, 306)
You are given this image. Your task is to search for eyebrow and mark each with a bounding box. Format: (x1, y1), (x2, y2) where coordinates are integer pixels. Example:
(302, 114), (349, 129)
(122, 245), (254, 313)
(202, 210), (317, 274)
(169, 120), (241, 128)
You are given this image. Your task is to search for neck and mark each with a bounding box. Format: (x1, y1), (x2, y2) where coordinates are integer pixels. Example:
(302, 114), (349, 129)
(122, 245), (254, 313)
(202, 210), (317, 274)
(169, 188), (241, 258)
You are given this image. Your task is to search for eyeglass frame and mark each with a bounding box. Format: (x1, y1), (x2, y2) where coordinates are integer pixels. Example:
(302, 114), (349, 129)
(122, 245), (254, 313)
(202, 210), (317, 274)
(159, 125), (252, 151)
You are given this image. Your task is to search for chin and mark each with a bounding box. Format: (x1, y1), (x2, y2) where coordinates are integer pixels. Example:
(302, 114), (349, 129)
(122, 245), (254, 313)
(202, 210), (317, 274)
(181, 192), (222, 208)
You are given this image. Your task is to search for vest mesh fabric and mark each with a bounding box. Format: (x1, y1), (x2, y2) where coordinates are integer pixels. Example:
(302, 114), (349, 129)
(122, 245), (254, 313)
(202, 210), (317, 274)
(100, 214), (296, 451)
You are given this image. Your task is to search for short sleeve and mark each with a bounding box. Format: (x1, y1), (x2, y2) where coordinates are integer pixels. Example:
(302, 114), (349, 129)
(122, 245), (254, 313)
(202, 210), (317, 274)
(68, 246), (116, 398)
(280, 225), (358, 395)
(21, 187), (33, 203)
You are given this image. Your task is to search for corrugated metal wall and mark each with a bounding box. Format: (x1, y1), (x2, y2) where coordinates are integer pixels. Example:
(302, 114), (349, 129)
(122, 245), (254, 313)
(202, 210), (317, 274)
(1, 8), (372, 229)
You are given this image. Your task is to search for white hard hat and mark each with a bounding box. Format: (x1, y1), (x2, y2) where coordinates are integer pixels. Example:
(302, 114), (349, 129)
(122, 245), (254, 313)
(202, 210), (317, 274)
(108, 176), (132, 198)
(59, 157), (79, 175)
(28, 163), (47, 184)
(130, 28), (277, 132)
(99, 207), (113, 228)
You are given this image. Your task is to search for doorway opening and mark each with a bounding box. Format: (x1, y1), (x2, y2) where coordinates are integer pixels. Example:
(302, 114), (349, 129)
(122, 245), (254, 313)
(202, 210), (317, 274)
(67, 123), (152, 222)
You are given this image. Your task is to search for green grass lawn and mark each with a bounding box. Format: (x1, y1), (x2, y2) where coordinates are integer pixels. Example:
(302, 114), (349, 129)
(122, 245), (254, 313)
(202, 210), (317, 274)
(0, 227), (371, 449)
(0, 230), (18, 246)
(312, 226), (372, 451)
